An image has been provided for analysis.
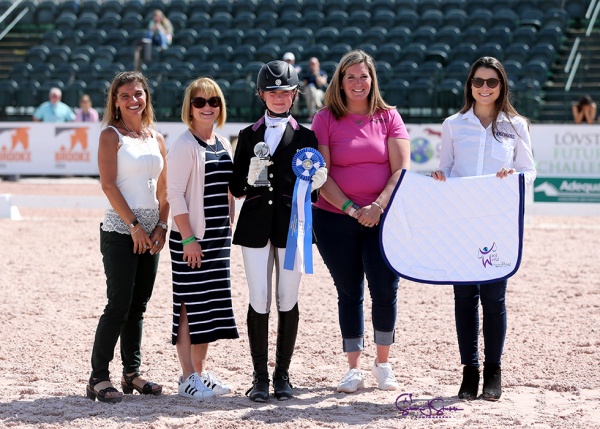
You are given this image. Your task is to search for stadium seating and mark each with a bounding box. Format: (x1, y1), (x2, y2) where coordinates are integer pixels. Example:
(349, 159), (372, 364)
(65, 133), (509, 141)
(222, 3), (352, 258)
(0, 0), (576, 122)
(0, 80), (18, 109)
(382, 78), (409, 108)
(437, 78), (463, 115)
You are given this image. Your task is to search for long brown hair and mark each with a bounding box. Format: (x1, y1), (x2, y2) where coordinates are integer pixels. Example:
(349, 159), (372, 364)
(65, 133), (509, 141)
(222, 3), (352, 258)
(460, 57), (527, 139)
(102, 71), (155, 128)
(323, 50), (394, 120)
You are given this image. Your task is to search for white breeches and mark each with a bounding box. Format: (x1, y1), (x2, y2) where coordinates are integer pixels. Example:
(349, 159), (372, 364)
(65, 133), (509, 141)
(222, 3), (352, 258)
(242, 242), (302, 314)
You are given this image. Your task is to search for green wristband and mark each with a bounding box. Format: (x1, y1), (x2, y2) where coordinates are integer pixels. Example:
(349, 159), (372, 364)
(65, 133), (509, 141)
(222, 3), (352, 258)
(341, 199), (353, 212)
(181, 235), (196, 246)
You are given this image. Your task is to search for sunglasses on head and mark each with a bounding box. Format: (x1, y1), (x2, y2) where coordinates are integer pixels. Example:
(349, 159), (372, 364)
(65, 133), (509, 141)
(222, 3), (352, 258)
(191, 96), (221, 108)
(471, 77), (500, 89)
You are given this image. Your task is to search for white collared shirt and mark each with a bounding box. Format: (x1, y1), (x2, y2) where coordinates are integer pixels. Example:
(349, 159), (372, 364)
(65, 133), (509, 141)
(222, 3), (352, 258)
(264, 113), (289, 155)
(439, 107), (537, 187)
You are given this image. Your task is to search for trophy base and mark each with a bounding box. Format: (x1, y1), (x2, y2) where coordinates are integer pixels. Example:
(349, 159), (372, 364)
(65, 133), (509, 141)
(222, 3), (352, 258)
(253, 180), (271, 187)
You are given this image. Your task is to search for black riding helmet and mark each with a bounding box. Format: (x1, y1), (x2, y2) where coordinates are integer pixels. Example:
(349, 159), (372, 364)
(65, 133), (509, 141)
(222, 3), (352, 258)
(257, 60), (299, 117)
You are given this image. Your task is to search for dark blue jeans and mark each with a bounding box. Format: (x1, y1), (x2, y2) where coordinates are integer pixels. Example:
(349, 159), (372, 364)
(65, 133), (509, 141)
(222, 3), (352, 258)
(313, 207), (399, 353)
(454, 279), (507, 367)
(90, 228), (159, 380)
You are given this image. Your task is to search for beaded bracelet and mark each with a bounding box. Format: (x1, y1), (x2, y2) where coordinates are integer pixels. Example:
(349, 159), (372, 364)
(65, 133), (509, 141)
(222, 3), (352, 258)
(341, 199), (353, 213)
(130, 226), (140, 235)
(181, 235), (196, 246)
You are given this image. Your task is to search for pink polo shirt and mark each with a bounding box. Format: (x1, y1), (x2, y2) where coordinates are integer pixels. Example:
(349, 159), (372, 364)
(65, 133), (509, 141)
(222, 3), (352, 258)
(312, 108), (410, 214)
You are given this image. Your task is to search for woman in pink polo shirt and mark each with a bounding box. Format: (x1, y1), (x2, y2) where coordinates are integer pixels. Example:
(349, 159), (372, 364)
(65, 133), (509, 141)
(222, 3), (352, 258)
(311, 50), (411, 394)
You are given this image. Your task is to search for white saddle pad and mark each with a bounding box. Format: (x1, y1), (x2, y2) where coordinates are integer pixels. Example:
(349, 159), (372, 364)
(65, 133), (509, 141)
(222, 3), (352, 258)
(380, 170), (525, 285)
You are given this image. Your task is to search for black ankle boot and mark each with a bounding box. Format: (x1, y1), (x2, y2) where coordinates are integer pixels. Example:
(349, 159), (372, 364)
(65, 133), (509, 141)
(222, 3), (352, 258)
(482, 364), (502, 401)
(246, 305), (270, 402)
(273, 372), (293, 401)
(458, 365), (480, 400)
(247, 375), (270, 402)
(273, 304), (299, 401)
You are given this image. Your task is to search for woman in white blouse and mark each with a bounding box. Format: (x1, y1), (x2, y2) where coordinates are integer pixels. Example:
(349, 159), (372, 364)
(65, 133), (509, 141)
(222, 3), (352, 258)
(88, 71), (169, 403)
(432, 57), (536, 402)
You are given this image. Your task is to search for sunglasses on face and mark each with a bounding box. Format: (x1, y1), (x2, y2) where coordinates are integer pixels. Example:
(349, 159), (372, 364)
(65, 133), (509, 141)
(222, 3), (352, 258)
(191, 96), (221, 108)
(471, 77), (501, 89)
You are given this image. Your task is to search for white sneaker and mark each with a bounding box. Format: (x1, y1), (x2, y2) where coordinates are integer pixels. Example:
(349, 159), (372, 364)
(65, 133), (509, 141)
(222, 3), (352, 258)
(337, 369), (365, 393)
(200, 370), (232, 395)
(371, 359), (399, 390)
(178, 372), (216, 399)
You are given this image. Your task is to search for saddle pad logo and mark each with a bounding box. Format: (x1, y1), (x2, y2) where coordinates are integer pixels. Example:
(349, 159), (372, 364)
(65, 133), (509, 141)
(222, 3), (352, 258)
(478, 242), (512, 268)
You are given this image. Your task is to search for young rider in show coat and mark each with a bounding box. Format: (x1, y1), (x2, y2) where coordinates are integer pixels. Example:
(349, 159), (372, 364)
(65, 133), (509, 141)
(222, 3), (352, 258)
(229, 60), (327, 402)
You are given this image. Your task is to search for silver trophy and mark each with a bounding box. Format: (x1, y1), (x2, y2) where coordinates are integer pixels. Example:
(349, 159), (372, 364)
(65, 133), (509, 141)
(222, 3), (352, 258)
(252, 142), (271, 187)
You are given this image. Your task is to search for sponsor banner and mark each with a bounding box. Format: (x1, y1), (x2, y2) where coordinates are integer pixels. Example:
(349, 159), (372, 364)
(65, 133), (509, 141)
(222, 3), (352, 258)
(405, 125), (443, 175)
(1, 122), (600, 197)
(0, 124), (97, 175)
(531, 125), (600, 178)
(0, 122), (253, 176)
(534, 177), (600, 203)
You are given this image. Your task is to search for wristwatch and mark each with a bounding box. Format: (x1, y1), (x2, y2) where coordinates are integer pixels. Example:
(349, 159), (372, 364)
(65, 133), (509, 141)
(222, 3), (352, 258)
(157, 221), (168, 230)
(128, 219), (139, 229)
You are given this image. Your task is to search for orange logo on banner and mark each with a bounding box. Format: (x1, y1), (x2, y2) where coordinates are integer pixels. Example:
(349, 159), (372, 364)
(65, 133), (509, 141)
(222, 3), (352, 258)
(0, 128), (32, 162)
(55, 127), (91, 163)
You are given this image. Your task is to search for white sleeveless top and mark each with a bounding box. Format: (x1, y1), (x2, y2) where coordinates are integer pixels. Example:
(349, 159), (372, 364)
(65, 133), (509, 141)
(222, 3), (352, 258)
(101, 126), (164, 235)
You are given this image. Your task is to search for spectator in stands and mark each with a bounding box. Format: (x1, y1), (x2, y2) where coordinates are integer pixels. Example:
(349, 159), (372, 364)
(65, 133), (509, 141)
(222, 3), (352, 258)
(167, 77), (239, 400)
(283, 52), (301, 116)
(33, 87), (75, 122)
(572, 95), (597, 124)
(302, 57), (328, 122)
(229, 60), (326, 402)
(311, 50), (410, 394)
(147, 9), (173, 50)
(87, 71), (168, 404)
(431, 57), (536, 402)
(75, 94), (100, 122)
(283, 52), (302, 76)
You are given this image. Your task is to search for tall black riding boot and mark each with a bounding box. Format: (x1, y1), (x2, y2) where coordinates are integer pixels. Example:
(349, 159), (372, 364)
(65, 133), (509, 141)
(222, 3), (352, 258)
(246, 305), (270, 402)
(273, 304), (299, 400)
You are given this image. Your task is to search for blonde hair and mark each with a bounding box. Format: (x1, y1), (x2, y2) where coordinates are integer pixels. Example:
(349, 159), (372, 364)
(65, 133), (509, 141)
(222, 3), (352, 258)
(152, 9), (173, 33)
(102, 71), (155, 128)
(181, 77), (227, 129)
(323, 50), (394, 120)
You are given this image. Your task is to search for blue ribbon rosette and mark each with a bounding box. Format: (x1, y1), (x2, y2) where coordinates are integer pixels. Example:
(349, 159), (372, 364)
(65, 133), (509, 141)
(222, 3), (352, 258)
(284, 147), (325, 274)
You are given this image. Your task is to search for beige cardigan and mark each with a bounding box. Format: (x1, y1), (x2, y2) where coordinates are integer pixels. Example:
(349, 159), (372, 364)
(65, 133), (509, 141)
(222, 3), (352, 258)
(166, 129), (233, 239)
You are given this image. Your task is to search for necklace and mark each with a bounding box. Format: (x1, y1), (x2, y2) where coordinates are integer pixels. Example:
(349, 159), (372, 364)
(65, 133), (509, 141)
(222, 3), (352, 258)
(120, 118), (150, 140)
(190, 129), (218, 155)
(121, 119), (154, 192)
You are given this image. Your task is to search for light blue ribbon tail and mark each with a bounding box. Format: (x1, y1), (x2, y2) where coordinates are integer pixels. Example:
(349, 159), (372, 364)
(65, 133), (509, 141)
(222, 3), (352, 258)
(285, 147), (324, 274)
(284, 179), (313, 273)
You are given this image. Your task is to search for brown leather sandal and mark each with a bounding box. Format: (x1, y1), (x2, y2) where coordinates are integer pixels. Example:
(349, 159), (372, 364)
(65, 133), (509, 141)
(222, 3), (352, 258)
(86, 378), (123, 403)
(121, 372), (162, 396)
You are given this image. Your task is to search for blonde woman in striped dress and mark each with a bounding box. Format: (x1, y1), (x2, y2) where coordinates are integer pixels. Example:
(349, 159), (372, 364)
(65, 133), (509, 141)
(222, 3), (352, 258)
(167, 77), (239, 399)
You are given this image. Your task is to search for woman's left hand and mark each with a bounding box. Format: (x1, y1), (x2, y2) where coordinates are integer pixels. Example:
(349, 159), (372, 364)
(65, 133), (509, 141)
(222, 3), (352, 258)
(149, 227), (167, 255)
(496, 168), (516, 179)
(358, 204), (382, 228)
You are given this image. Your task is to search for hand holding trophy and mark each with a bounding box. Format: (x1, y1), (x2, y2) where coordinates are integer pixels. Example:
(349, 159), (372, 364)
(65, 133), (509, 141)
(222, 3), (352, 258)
(248, 142), (272, 187)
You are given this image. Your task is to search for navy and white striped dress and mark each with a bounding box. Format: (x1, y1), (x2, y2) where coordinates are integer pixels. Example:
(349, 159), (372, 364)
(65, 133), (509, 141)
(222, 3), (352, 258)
(170, 136), (239, 344)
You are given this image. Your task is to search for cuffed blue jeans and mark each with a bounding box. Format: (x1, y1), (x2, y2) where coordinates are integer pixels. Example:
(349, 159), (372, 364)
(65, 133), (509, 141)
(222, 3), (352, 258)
(90, 227), (159, 380)
(313, 207), (399, 353)
(454, 279), (507, 367)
